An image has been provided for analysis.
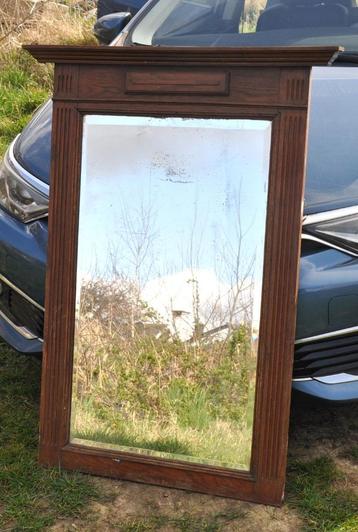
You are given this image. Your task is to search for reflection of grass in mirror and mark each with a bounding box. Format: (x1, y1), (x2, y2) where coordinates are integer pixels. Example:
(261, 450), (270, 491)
(72, 314), (257, 470)
(72, 391), (255, 468)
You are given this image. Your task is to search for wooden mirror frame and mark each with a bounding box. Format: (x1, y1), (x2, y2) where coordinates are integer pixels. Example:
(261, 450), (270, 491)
(26, 45), (339, 505)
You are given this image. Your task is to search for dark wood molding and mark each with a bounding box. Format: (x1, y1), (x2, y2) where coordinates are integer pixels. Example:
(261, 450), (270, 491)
(29, 45), (336, 505)
(24, 44), (341, 66)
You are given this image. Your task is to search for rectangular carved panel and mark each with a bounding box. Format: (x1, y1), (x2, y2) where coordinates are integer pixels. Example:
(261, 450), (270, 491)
(125, 69), (229, 95)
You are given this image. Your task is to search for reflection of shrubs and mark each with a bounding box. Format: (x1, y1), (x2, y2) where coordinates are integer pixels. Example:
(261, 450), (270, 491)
(72, 308), (257, 466)
(228, 325), (251, 421)
(74, 309), (256, 428)
(228, 324), (251, 359)
(79, 278), (162, 340)
(165, 380), (213, 431)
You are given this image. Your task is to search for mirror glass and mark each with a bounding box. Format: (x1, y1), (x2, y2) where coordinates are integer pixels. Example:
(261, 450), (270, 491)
(70, 115), (271, 471)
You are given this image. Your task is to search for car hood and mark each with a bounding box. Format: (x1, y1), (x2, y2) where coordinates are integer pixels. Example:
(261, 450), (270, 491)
(13, 99), (52, 186)
(12, 67), (358, 216)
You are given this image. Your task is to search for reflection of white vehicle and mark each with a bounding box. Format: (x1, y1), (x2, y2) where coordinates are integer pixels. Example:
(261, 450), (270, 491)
(142, 269), (252, 342)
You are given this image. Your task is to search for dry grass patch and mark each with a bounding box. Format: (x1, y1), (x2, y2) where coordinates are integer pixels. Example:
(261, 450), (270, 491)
(0, 1), (96, 50)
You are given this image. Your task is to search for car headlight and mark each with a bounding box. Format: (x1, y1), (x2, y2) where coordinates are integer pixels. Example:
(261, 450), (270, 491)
(305, 211), (358, 255)
(0, 148), (48, 223)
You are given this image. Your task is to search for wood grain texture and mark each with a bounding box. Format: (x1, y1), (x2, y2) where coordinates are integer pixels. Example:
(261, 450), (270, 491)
(24, 44), (341, 66)
(76, 65), (282, 106)
(40, 99), (83, 459)
(54, 64), (79, 99)
(125, 69), (229, 95)
(252, 111), (308, 485)
(32, 46), (328, 505)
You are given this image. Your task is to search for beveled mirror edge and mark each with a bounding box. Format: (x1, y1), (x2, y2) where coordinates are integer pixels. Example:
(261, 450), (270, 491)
(30, 46), (337, 505)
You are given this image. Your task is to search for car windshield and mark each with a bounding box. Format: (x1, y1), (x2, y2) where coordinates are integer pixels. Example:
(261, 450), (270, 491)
(128, 0), (358, 215)
(130, 0), (358, 50)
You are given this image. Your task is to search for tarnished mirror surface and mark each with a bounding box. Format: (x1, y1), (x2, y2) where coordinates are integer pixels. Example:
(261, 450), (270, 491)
(70, 115), (271, 471)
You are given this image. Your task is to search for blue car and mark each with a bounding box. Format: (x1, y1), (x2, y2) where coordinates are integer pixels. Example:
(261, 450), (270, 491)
(1, 0), (358, 401)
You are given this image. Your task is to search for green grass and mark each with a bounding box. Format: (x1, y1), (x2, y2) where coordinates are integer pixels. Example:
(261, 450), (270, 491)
(287, 456), (358, 532)
(0, 51), (50, 157)
(0, 341), (98, 530)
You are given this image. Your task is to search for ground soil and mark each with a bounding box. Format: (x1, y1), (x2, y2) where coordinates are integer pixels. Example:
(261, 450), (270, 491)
(47, 392), (358, 531)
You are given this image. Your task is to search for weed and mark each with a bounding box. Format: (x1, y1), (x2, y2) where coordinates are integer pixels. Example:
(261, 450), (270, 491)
(287, 456), (358, 532)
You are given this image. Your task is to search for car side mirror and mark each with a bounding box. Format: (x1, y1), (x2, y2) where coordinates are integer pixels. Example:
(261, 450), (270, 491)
(94, 13), (132, 45)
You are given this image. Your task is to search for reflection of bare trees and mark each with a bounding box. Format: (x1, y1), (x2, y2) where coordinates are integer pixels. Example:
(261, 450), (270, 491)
(78, 181), (261, 349)
(118, 199), (157, 291)
(184, 188), (258, 342)
(117, 198), (158, 337)
(220, 191), (257, 334)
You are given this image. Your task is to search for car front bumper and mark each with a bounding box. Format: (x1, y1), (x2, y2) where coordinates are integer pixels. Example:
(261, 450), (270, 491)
(0, 203), (46, 354)
(0, 308), (43, 353)
(293, 374), (358, 402)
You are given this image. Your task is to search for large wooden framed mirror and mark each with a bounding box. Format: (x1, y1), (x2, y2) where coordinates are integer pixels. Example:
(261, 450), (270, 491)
(26, 45), (339, 505)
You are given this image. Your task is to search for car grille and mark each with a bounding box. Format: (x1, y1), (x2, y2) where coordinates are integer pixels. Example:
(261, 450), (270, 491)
(294, 332), (358, 379)
(0, 280), (44, 338)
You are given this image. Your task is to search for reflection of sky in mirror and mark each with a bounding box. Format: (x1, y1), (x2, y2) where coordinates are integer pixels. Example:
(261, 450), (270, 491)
(77, 115), (271, 330)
